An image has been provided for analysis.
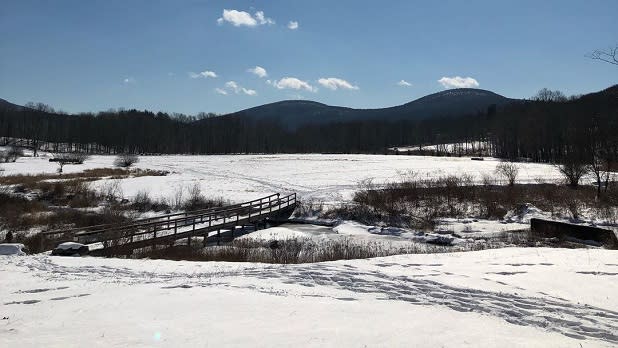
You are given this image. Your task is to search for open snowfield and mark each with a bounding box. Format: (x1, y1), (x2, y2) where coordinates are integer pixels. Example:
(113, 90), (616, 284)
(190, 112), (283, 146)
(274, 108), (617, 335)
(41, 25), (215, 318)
(1, 154), (563, 203)
(1, 248), (617, 347)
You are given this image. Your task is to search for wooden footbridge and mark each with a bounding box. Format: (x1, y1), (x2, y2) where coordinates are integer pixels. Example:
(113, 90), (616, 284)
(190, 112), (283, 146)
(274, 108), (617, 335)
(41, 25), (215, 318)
(42, 193), (297, 255)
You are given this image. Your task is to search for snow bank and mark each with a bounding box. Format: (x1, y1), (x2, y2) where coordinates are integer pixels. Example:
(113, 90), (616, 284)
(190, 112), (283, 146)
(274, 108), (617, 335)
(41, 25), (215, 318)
(0, 243), (26, 256)
(504, 203), (550, 224)
(238, 226), (310, 241)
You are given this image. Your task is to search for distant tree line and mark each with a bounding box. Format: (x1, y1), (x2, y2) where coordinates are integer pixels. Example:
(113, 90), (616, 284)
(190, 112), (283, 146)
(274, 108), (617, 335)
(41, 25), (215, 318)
(0, 86), (616, 167)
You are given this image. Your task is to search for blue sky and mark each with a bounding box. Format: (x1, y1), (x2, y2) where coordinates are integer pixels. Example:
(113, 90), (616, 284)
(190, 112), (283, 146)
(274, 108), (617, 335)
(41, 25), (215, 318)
(1, 0), (616, 115)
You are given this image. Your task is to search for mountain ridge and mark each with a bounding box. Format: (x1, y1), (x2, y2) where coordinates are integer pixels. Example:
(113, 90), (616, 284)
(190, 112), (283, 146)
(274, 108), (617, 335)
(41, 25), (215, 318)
(224, 88), (516, 128)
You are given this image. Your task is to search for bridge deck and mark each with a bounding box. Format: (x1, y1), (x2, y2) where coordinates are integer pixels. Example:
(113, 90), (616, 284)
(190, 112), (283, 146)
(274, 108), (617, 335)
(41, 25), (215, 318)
(43, 193), (297, 254)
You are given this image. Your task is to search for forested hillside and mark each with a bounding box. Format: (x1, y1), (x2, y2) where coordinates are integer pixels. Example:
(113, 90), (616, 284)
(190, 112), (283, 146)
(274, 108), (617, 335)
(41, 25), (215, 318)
(0, 86), (616, 164)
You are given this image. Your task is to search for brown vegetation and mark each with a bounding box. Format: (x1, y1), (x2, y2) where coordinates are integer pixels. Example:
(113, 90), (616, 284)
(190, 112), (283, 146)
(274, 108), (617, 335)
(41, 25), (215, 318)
(325, 172), (618, 229)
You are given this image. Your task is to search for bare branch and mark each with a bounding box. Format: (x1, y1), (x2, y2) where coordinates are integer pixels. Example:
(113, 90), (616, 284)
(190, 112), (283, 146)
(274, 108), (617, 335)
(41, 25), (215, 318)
(587, 45), (618, 66)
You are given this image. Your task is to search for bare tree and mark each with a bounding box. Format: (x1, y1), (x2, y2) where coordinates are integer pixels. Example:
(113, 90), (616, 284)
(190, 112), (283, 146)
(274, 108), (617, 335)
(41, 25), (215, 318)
(4, 146), (24, 162)
(53, 153), (89, 173)
(532, 88), (567, 102)
(495, 162), (519, 186)
(587, 44), (618, 66)
(588, 155), (610, 197)
(557, 159), (589, 188)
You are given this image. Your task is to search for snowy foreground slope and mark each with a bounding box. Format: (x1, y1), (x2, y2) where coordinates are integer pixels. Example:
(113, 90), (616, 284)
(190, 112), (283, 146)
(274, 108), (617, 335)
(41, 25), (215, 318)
(1, 154), (563, 203)
(2, 248), (617, 347)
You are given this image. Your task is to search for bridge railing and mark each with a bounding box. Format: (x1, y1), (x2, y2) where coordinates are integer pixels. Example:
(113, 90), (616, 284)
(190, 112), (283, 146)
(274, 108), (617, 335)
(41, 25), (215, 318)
(43, 193), (297, 247)
(42, 193), (284, 238)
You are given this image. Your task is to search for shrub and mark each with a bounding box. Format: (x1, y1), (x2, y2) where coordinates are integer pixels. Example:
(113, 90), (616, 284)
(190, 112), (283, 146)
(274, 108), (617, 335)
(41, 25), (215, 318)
(114, 154), (139, 168)
(99, 180), (123, 202)
(132, 190), (153, 212)
(183, 183), (225, 211)
(1, 146), (24, 162)
(69, 153), (90, 164)
(495, 162), (519, 186)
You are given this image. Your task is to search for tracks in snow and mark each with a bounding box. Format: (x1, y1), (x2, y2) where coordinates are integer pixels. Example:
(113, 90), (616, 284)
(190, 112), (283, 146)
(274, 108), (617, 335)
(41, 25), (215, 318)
(8, 256), (618, 344)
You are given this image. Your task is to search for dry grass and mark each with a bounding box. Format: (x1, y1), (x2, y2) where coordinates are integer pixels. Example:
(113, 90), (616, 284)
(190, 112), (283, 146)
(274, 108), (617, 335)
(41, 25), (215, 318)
(130, 237), (455, 263)
(126, 229), (567, 263)
(0, 168), (167, 188)
(0, 167), (167, 238)
(327, 173), (618, 229)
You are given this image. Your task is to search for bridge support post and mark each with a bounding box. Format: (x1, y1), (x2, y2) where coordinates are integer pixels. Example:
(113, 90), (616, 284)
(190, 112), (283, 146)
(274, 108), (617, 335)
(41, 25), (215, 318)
(217, 229), (221, 246)
(203, 232), (208, 247)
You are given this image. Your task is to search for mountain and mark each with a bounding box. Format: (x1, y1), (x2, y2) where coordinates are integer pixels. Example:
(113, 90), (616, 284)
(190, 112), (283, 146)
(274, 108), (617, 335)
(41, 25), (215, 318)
(225, 88), (516, 128)
(0, 98), (26, 112)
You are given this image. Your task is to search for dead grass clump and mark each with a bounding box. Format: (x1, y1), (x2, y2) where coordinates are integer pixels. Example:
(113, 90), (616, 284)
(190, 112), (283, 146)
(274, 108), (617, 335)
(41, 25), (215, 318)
(133, 237), (455, 263)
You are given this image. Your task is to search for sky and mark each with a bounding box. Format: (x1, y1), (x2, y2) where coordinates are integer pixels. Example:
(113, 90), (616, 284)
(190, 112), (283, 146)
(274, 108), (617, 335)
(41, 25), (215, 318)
(1, 0), (616, 115)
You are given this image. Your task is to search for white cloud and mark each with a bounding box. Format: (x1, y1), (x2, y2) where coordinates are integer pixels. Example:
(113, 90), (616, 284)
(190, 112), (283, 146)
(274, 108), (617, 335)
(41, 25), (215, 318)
(438, 76), (479, 89)
(189, 70), (217, 79)
(217, 9), (274, 27)
(222, 81), (257, 96)
(225, 81), (240, 93)
(255, 11), (275, 25)
(247, 66), (268, 78)
(215, 88), (228, 95)
(288, 21), (299, 30)
(123, 77), (135, 84)
(271, 77), (317, 92)
(242, 88), (257, 96)
(397, 79), (412, 87)
(317, 77), (359, 91)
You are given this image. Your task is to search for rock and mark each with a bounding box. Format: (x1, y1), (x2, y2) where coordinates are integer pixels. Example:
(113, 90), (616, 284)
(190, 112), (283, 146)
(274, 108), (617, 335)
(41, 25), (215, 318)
(51, 242), (89, 256)
(426, 235), (454, 246)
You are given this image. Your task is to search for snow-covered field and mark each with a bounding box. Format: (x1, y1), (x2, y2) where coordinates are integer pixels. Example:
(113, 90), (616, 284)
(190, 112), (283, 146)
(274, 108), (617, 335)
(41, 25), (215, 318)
(1, 248), (617, 347)
(1, 154), (616, 347)
(1, 154), (563, 203)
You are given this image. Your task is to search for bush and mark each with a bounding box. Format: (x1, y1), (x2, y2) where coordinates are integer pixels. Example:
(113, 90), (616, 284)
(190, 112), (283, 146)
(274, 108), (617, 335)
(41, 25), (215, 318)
(0, 146), (24, 162)
(114, 154), (139, 168)
(495, 162), (519, 186)
(133, 190), (153, 212)
(68, 153), (90, 164)
(183, 183), (225, 211)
